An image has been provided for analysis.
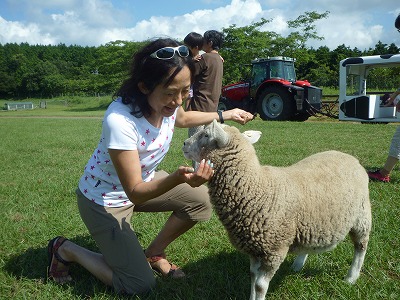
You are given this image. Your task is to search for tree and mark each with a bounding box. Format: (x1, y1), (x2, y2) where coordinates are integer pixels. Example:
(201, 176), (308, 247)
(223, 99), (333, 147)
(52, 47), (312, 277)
(373, 41), (388, 55)
(387, 43), (400, 54)
(221, 19), (276, 84)
(307, 63), (337, 87)
(0, 71), (18, 97)
(286, 11), (329, 48)
(220, 11), (330, 85)
(22, 60), (59, 97)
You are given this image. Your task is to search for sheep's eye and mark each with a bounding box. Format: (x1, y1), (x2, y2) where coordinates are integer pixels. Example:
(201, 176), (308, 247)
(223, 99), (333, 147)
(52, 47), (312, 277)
(204, 134), (209, 138)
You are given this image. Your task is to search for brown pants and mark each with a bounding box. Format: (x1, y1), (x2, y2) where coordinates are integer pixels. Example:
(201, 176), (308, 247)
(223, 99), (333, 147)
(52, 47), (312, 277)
(76, 170), (211, 295)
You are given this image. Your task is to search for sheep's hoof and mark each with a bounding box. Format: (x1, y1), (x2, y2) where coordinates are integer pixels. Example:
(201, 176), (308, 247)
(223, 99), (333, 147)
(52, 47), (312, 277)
(344, 275), (358, 284)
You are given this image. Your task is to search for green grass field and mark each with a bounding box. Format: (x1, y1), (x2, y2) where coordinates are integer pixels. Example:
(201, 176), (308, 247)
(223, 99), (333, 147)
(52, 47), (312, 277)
(0, 99), (399, 299)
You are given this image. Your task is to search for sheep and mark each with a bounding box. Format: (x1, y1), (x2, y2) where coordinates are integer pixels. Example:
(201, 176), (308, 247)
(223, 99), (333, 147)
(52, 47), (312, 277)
(182, 120), (371, 300)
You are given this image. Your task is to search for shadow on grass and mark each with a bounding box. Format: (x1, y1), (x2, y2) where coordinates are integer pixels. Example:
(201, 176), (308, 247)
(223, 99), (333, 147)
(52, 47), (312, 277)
(3, 236), (320, 299)
(3, 235), (115, 298)
(147, 252), (322, 299)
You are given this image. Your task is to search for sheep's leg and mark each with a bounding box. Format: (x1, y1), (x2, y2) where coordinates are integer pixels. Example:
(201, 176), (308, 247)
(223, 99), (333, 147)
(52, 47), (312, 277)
(291, 253), (308, 272)
(249, 254), (285, 300)
(345, 237), (369, 284)
(345, 222), (371, 284)
(249, 256), (263, 300)
(249, 256), (271, 300)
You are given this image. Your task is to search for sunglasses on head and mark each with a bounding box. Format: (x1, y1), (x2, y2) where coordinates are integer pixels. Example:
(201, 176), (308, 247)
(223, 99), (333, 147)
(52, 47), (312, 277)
(150, 45), (190, 60)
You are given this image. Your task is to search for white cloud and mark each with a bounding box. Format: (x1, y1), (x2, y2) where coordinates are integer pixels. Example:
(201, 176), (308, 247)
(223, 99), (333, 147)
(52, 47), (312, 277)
(0, 16), (55, 45)
(51, 11), (79, 24)
(0, 0), (399, 49)
(308, 14), (385, 50)
(94, 0), (265, 44)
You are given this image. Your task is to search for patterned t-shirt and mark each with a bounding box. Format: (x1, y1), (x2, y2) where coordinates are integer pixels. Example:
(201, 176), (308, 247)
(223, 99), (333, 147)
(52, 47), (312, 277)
(78, 98), (176, 207)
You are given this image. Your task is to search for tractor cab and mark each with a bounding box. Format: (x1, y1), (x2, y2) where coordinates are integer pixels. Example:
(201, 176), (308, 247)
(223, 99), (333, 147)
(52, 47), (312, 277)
(251, 58), (296, 84)
(250, 57), (302, 98)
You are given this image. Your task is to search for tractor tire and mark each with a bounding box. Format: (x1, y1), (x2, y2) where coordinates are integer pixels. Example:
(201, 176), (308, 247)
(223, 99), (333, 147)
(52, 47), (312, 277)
(257, 86), (295, 121)
(217, 97), (233, 111)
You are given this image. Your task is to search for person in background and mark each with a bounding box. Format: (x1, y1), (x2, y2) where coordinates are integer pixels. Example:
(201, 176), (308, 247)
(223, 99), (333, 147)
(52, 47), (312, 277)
(183, 32), (204, 109)
(46, 38), (254, 296)
(367, 14), (400, 183)
(187, 29), (224, 114)
(184, 31), (203, 60)
(368, 87), (400, 182)
(186, 30), (225, 168)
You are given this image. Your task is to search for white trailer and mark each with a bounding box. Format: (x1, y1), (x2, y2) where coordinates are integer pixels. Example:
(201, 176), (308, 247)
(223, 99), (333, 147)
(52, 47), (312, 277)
(338, 54), (400, 123)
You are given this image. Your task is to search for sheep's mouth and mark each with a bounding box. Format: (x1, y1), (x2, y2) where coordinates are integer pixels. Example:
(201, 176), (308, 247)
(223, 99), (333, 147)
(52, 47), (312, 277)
(182, 151), (191, 159)
(183, 151), (200, 163)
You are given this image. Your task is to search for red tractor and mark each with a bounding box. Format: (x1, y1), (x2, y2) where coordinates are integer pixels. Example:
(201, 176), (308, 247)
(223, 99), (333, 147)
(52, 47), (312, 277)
(218, 56), (322, 121)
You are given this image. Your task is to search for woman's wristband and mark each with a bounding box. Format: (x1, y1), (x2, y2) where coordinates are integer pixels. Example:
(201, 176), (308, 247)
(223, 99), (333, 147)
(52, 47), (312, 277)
(217, 110), (224, 124)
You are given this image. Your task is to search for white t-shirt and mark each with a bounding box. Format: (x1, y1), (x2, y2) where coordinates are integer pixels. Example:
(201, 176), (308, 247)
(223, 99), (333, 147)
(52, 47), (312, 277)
(78, 98), (177, 207)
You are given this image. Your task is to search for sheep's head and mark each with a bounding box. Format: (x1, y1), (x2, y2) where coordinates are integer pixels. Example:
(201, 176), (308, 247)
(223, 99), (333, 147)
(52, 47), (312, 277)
(182, 119), (261, 163)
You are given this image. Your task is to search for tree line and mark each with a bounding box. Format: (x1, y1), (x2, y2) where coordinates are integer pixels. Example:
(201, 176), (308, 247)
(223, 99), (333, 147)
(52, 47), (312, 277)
(0, 11), (399, 99)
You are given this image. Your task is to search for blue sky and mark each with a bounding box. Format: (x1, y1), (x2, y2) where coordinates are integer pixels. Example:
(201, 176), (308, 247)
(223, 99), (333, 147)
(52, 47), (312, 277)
(1, 0), (399, 50)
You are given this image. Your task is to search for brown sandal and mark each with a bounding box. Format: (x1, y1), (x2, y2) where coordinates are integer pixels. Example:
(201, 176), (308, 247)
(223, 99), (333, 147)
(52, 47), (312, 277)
(146, 253), (185, 279)
(47, 236), (72, 283)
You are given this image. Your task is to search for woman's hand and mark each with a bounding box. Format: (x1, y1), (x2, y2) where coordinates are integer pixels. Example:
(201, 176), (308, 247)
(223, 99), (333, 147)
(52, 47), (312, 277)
(384, 98), (394, 107)
(177, 159), (214, 187)
(387, 92), (400, 111)
(193, 54), (202, 62)
(224, 109), (255, 125)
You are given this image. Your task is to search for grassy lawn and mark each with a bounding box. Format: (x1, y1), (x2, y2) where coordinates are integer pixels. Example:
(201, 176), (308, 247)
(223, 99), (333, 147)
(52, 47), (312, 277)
(0, 100), (399, 299)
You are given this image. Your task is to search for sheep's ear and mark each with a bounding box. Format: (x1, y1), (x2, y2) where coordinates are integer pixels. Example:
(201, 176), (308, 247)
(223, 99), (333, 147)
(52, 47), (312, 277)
(211, 119), (229, 147)
(242, 130), (262, 144)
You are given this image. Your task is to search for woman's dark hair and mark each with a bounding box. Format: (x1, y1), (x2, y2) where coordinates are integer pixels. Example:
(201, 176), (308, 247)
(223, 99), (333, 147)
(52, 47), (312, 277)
(203, 30), (224, 50)
(184, 32), (204, 53)
(114, 38), (195, 118)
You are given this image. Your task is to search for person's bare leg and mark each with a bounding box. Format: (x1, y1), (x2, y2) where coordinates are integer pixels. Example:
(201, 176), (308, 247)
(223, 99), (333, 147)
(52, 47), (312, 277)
(381, 155), (399, 176)
(54, 239), (113, 285)
(144, 214), (196, 274)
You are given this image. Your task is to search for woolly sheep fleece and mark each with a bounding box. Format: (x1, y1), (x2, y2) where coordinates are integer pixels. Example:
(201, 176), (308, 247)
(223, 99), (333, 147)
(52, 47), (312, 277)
(183, 120), (371, 300)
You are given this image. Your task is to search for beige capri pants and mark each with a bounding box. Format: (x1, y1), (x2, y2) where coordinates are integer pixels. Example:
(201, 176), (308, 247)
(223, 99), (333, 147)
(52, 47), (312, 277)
(76, 170), (211, 295)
